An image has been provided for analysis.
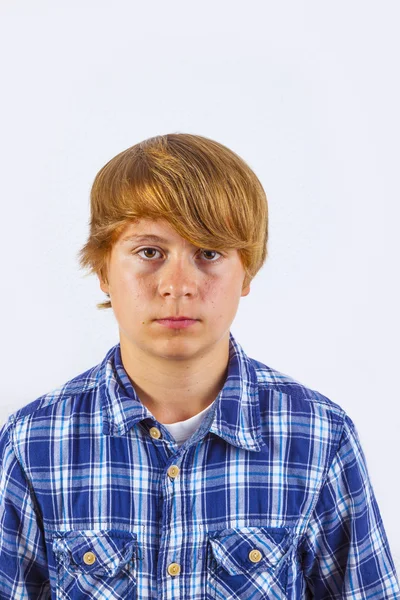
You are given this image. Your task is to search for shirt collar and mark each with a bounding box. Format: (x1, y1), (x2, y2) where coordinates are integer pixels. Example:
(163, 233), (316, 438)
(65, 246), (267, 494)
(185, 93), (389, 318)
(98, 331), (265, 452)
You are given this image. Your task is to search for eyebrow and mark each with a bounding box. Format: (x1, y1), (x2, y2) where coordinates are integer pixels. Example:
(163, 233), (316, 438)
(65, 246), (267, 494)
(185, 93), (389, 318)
(120, 234), (213, 251)
(121, 234), (171, 244)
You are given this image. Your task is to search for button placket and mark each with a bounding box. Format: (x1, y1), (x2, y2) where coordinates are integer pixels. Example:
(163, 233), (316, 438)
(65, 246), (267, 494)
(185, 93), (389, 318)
(162, 462), (182, 588)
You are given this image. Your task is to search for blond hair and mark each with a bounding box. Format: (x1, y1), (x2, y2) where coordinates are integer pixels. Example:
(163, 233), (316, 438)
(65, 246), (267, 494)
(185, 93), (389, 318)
(77, 132), (268, 309)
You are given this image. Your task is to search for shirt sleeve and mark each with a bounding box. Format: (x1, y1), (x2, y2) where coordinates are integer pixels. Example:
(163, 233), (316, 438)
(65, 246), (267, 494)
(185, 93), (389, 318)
(0, 418), (50, 599)
(300, 413), (400, 599)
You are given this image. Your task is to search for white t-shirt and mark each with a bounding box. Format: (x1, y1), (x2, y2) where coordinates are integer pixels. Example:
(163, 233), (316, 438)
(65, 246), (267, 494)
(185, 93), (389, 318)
(161, 401), (216, 447)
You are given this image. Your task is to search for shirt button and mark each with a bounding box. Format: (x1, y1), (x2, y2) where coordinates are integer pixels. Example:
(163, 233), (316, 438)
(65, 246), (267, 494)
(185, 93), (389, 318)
(149, 426), (161, 439)
(167, 465), (180, 478)
(167, 562), (181, 576)
(249, 549), (262, 563)
(83, 551), (97, 565)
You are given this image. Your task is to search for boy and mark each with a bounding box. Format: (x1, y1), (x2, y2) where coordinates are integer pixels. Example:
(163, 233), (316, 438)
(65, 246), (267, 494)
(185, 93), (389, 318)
(0, 133), (398, 599)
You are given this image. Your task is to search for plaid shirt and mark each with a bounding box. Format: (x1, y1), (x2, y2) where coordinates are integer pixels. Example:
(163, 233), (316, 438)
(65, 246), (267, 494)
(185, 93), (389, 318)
(0, 332), (399, 599)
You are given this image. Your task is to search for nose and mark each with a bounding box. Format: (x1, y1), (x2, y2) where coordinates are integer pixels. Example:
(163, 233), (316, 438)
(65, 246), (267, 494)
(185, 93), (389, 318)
(158, 255), (199, 299)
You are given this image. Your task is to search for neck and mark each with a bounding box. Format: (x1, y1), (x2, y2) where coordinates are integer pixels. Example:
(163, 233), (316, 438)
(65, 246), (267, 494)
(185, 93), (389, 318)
(118, 332), (230, 424)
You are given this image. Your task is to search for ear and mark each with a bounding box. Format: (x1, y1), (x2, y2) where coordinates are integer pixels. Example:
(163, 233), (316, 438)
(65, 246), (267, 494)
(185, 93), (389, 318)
(241, 283), (250, 297)
(97, 273), (110, 295)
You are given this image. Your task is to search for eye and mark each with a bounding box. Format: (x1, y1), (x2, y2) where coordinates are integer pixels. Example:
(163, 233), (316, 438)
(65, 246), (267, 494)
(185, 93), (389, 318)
(136, 247), (163, 260)
(200, 249), (223, 262)
(134, 247), (224, 263)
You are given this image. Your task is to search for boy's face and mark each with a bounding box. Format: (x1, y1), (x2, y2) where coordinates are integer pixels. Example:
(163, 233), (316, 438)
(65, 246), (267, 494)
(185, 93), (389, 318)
(98, 218), (250, 361)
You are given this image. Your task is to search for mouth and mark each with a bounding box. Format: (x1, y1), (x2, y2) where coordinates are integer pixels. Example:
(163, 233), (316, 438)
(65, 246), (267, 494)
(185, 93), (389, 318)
(155, 318), (199, 329)
(157, 317), (198, 321)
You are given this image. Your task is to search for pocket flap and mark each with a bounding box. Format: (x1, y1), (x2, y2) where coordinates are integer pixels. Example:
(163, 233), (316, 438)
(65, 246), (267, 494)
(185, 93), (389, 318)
(208, 526), (292, 576)
(52, 529), (138, 578)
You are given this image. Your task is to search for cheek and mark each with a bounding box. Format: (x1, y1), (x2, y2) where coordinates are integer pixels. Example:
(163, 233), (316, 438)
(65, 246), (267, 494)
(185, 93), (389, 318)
(207, 271), (242, 295)
(204, 279), (237, 310)
(109, 275), (149, 313)
(114, 269), (148, 294)
(202, 277), (222, 299)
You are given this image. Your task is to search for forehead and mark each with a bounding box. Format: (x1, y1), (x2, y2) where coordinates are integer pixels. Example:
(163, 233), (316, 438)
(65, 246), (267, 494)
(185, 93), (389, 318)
(118, 219), (200, 247)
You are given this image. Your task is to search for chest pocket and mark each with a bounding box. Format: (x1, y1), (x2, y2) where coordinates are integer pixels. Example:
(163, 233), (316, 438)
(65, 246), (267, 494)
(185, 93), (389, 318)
(52, 528), (138, 599)
(206, 526), (293, 599)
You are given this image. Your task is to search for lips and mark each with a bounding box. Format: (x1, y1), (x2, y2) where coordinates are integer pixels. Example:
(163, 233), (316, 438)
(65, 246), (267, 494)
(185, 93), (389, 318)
(155, 318), (199, 329)
(158, 317), (197, 321)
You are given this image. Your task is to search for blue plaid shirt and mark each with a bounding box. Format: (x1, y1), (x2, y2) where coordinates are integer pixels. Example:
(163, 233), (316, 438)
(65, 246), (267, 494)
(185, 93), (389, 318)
(0, 332), (399, 599)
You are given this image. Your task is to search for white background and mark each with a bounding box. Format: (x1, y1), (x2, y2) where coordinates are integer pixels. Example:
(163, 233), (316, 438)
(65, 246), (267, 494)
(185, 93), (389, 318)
(1, 0), (399, 573)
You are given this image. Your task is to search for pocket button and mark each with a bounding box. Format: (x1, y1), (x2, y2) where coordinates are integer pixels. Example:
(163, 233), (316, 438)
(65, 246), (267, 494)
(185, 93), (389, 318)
(248, 549), (262, 563)
(83, 551), (97, 565)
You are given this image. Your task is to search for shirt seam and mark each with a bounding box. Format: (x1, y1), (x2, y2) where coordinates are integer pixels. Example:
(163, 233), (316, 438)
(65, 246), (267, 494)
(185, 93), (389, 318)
(8, 415), (47, 532)
(256, 382), (347, 418)
(296, 413), (347, 554)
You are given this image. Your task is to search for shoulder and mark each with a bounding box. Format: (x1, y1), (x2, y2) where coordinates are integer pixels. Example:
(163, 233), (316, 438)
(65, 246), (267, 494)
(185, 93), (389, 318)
(1, 359), (103, 435)
(250, 354), (345, 414)
(248, 354), (349, 454)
